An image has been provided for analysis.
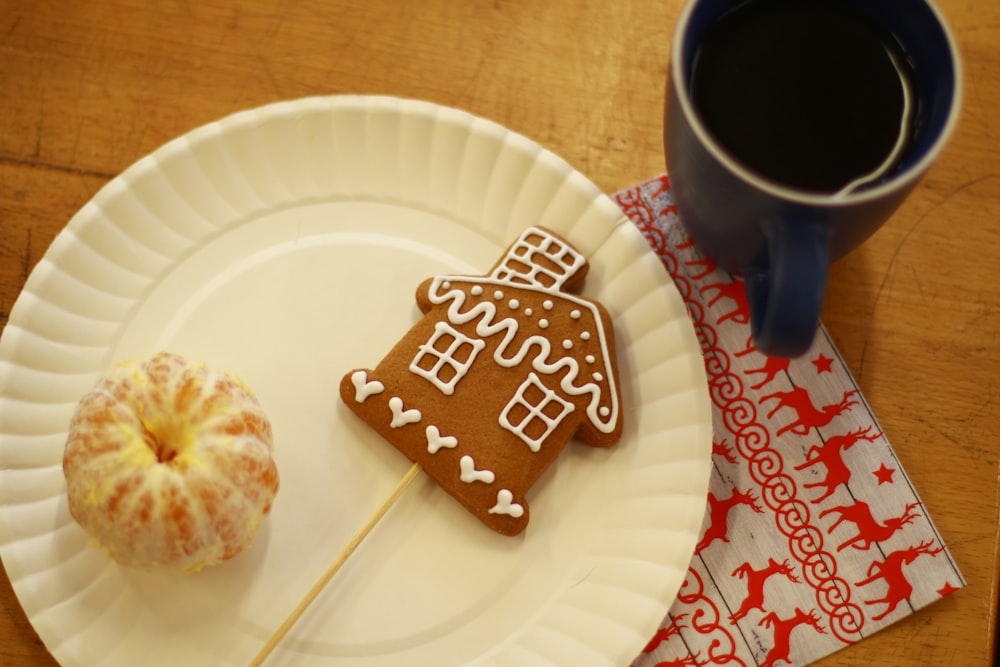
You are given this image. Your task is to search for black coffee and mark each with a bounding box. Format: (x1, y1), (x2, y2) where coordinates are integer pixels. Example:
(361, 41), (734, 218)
(690, 0), (913, 192)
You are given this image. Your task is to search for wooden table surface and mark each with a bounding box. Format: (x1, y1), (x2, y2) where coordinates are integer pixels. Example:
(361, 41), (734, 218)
(1, 1), (998, 665)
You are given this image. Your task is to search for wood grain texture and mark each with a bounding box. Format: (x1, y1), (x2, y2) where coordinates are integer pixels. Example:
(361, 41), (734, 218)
(1, 0), (997, 665)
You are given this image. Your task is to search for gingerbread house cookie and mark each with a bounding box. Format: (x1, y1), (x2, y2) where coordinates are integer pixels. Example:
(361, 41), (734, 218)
(339, 226), (623, 535)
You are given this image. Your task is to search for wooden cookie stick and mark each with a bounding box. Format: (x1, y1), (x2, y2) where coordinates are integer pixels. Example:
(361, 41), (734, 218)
(248, 462), (423, 667)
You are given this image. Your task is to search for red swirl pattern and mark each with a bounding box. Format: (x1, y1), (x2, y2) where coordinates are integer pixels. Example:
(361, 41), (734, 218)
(618, 180), (742, 664)
(686, 267), (865, 646)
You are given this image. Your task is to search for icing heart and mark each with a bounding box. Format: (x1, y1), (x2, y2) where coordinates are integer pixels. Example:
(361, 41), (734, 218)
(426, 425), (458, 454)
(459, 455), (495, 484)
(350, 370), (384, 403)
(487, 489), (524, 518)
(389, 397), (421, 428)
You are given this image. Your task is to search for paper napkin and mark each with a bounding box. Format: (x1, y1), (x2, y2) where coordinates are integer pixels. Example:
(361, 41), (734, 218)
(615, 175), (965, 667)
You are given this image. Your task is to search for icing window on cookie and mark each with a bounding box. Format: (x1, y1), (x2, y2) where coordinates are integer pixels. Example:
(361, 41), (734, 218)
(410, 321), (486, 395)
(499, 372), (574, 452)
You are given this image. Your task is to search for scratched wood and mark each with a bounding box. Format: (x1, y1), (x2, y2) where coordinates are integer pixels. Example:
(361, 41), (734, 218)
(1, 1), (998, 666)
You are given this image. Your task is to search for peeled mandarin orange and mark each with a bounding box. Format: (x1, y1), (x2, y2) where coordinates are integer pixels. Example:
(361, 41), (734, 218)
(63, 352), (280, 573)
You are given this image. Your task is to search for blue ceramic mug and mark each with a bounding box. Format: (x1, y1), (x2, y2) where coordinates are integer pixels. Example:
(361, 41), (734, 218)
(665, 0), (961, 357)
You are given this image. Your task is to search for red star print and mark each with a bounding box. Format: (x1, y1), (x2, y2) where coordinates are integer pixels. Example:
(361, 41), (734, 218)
(938, 582), (960, 597)
(874, 463), (896, 485)
(812, 353), (834, 374)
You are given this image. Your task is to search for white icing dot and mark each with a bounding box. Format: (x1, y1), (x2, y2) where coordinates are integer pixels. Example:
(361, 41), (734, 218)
(562, 339), (573, 350)
(509, 299), (520, 309)
(443, 281), (451, 289)
(586, 354), (596, 364)
(580, 331), (591, 341)
(539, 319), (549, 329)
(570, 309), (581, 319)
(600, 406), (610, 417)
(470, 285), (483, 296)
(525, 308), (533, 317)
(493, 290), (504, 300)
(592, 372), (604, 381)
(543, 300), (554, 311)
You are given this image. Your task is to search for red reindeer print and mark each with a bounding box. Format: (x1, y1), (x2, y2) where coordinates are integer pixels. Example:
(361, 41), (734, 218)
(695, 488), (766, 554)
(661, 203), (680, 218)
(760, 387), (859, 436)
(856, 539), (944, 621)
(649, 174), (672, 200)
(819, 500), (922, 552)
(699, 279), (750, 325)
(685, 255), (718, 280)
(743, 355), (792, 390)
(729, 558), (802, 622)
(674, 237), (719, 279)
(643, 614), (687, 653)
(653, 654), (704, 667)
(734, 333), (757, 358)
(646, 177), (680, 218)
(794, 425), (882, 503)
(713, 438), (739, 464)
(758, 608), (826, 667)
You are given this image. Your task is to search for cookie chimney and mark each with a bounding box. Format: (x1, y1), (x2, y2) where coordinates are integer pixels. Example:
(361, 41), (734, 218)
(490, 228), (586, 290)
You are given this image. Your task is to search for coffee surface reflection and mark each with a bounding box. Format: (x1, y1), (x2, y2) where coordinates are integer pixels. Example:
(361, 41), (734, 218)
(690, 0), (914, 193)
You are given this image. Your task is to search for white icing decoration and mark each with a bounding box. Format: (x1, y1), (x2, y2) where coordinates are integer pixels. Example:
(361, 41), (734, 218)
(470, 285), (483, 296)
(543, 300), (554, 311)
(459, 455), (495, 484)
(524, 308), (533, 316)
(509, 299), (519, 309)
(571, 309), (581, 319)
(539, 319), (549, 328)
(426, 425), (458, 453)
(488, 489), (524, 518)
(389, 397), (421, 428)
(600, 406), (610, 417)
(350, 370), (384, 403)
(500, 373), (574, 452)
(489, 228), (586, 289)
(423, 228), (621, 435)
(493, 290), (504, 300)
(593, 372), (603, 381)
(562, 339), (573, 350)
(410, 321), (486, 395)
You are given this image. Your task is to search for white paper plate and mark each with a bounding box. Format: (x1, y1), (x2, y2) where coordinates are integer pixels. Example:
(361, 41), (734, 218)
(0, 95), (712, 667)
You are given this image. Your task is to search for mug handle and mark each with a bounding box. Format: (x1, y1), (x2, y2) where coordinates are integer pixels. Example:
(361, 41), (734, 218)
(742, 219), (831, 358)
